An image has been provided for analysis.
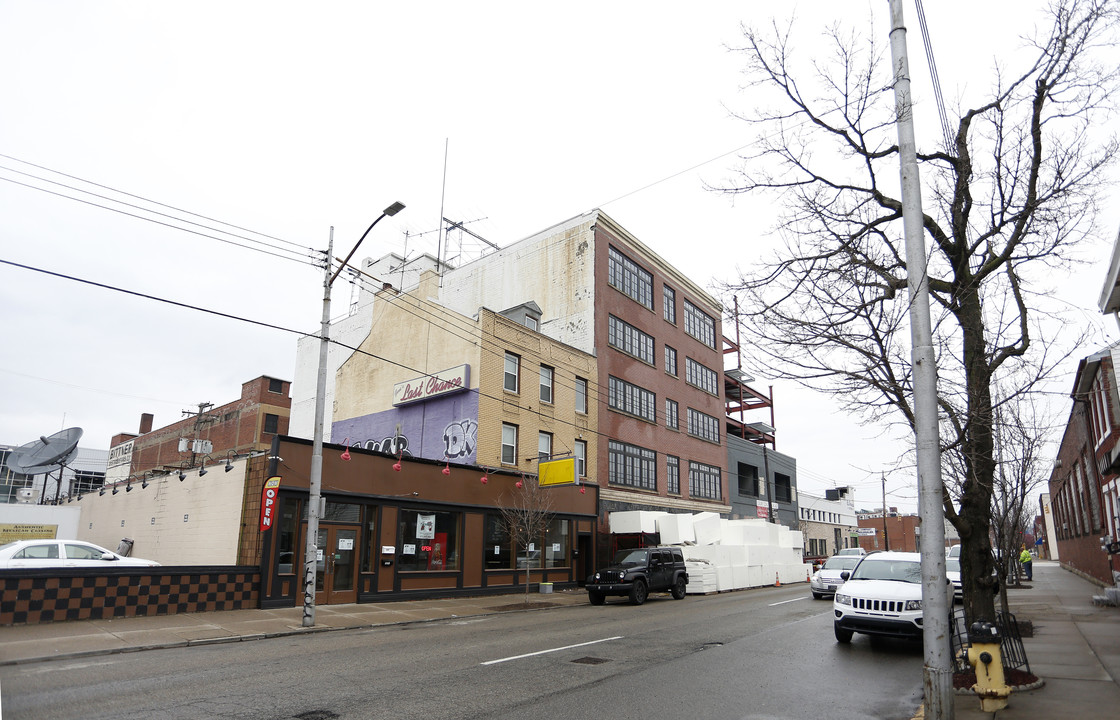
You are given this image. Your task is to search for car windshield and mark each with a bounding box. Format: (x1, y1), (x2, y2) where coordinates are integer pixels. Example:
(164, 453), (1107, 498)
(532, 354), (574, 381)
(851, 558), (922, 583)
(945, 558), (960, 573)
(823, 556), (860, 571)
(611, 549), (649, 566)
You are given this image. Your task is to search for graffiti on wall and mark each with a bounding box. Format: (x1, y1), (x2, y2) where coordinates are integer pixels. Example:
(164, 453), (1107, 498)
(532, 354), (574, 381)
(358, 434), (412, 457)
(442, 419), (478, 459)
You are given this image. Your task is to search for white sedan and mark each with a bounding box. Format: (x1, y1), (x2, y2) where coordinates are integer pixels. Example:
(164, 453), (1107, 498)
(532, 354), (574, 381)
(0, 540), (160, 569)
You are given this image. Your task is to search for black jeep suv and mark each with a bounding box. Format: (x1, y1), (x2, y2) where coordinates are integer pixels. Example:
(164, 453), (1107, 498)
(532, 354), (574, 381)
(586, 547), (689, 605)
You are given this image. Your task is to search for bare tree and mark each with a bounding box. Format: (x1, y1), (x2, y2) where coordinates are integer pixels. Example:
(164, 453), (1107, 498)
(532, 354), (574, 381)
(498, 476), (556, 603)
(717, 0), (1118, 621)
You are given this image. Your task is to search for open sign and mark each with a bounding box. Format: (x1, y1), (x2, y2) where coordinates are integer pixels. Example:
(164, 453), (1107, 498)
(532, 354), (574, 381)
(259, 476), (282, 532)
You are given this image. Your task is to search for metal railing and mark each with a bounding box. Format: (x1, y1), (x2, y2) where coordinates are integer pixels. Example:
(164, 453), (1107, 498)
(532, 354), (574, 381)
(949, 607), (1031, 675)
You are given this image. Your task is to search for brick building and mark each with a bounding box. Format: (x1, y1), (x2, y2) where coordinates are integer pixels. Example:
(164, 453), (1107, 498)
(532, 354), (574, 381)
(107, 376), (291, 482)
(798, 487), (859, 559)
(293, 210), (736, 534)
(1047, 347), (1119, 584)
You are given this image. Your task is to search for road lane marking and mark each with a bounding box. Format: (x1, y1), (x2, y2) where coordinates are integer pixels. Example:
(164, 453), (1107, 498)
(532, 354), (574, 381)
(481, 636), (624, 665)
(768, 596), (808, 606)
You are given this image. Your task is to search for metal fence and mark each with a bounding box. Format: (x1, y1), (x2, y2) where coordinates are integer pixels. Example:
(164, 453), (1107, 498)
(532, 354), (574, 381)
(949, 607), (1031, 675)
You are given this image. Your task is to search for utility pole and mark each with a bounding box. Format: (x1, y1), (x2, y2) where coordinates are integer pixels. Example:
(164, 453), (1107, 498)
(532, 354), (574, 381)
(887, 1), (952, 716)
(882, 473), (891, 551)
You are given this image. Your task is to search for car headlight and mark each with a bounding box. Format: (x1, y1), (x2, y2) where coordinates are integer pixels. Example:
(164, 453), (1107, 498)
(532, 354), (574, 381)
(594, 572), (600, 581)
(835, 593), (851, 605)
(905, 600), (922, 611)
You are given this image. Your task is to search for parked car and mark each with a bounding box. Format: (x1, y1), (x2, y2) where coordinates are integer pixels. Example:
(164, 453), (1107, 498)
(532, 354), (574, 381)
(836, 547), (866, 557)
(946, 544), (961, 558)
(833, 551), (952, 643)
(945, 556), (962, 601)
(0, 540), (160, 569)
(810, 555), (861, 599)
(586, 547), (688, 605)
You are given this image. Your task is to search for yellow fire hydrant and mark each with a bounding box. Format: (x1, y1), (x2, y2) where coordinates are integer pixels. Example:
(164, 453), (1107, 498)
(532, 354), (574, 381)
(966, 620), (1011, 712)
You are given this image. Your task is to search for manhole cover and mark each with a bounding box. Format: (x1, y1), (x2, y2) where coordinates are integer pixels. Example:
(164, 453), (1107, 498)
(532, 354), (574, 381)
(571, 656), (611, 665)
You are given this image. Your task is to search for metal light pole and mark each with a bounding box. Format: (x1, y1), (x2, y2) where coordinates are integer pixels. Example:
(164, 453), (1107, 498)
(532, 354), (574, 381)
(303, 201), (405, 628)
(886, 1), (952, 717)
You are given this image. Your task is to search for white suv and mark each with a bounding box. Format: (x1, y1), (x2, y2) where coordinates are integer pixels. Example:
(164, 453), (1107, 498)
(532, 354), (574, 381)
(833, 551), (947, 643)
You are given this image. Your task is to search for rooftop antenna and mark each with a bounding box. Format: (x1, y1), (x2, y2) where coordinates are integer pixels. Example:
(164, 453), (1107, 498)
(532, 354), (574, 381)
(8, 427), (83, 504)
(437, 138), (448, 285)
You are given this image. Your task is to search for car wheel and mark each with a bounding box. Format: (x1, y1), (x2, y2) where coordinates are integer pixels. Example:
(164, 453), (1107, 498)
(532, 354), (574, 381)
(588, 590), (605, 606)
(629, 579), (648, 605)
(671, 576), (687, 600)
(834, 624), (853, 644)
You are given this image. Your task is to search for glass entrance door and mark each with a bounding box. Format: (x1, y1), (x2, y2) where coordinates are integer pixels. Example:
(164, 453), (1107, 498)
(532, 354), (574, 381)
(314, 525), (358, 605)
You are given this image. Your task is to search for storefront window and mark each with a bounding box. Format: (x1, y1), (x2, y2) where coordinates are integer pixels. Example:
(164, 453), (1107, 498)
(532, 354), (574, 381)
(544, 518), (569, 567)
(277, 497), (300, 575)
(300, 501), (361, 523)
(397, 509), (461, 571)
(484, 515), (512, 570)
(484, 515), (570, 570)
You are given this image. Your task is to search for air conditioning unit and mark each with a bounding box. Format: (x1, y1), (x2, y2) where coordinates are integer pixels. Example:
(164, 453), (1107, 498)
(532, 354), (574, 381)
(16, 488), (34, 504)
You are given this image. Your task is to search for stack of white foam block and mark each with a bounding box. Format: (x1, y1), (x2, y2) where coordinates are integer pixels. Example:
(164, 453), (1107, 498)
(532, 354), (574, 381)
(608, 511), (812, 594)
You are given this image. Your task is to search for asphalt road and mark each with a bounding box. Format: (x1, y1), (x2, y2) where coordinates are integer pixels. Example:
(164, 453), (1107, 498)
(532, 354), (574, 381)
(0, 585), (925, 720)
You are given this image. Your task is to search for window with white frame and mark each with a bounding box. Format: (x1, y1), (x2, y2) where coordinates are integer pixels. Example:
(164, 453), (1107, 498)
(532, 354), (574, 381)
(1091, 372), (1112, 445)
(574, 439), (587, 477)
(575, 377), (588, 414)
(608, 245), (653, 310)
(689, 461), (722, 500)
(608, 440), (656, 490)
(685, 357), (719, 395)
(539, 365), (554, 404)
(609, 376), (656, 422)
(683, 298), (716, 349)
(504, 352), (520, 393)
(538, 431), (552, 460)
(608, 315), (655, 365)
(501, 423), (518, 464)
(687, 407), (721, 443)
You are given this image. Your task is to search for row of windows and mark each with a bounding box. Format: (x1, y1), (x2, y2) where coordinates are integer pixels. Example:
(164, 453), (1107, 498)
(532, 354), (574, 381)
(685, 357), (719, 396)
(608, 376), (656, 422)
(608, 244), (716, 350)
(687, 408), (721, 443)
(504, 352), (589, 414)
(608, 315), (655, 365)
(800, 507), (842, 524)
(736, 462), (793, 502)
(607, 439), (722, 499)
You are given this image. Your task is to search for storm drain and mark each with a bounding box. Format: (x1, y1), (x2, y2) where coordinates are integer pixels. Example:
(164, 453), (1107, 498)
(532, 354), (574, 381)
(571, 656), (611, 665)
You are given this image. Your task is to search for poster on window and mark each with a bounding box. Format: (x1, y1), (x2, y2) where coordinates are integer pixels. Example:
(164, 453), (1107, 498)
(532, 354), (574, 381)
(416, 514), (436, 540)
(428, 532), (447, 570)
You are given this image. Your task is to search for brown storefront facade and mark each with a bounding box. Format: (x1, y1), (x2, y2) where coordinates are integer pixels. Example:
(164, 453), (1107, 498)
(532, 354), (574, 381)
(258, 436), (599, 608)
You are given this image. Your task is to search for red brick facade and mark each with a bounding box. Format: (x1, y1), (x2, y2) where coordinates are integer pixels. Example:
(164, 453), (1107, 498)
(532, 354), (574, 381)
(110, 376), (291, 478)
(1048, 350), (1120, 585)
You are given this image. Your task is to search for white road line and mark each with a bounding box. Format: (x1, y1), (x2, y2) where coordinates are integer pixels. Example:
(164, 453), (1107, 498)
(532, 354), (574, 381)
(481, 635), (624, 665)
(768, 596), (808, 606)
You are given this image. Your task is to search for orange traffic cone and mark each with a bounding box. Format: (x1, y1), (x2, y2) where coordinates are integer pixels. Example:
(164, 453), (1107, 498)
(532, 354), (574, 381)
(774, 572), (781, 587)
(806, 569), (811, 582)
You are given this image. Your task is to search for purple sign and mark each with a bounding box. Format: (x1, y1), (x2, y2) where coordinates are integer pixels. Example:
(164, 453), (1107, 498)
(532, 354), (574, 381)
(332, 390), (480, 465)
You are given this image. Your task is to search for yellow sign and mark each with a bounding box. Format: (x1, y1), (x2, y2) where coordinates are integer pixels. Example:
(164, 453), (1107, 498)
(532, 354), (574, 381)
(538, 457), (578, 487)
(0, 523), (58, 542)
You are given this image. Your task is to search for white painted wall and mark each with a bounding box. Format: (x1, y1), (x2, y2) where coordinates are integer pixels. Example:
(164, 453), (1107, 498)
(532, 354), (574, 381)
(74, 457), (250, 565)
(0, 504), (82, 541)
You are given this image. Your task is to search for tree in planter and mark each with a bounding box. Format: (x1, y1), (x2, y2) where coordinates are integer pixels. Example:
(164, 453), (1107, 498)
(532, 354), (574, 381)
(717, 0), (1118, 622)
(498, 475), (556, 603)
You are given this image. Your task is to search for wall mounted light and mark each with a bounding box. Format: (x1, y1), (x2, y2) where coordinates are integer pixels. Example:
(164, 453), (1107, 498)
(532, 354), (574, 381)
(199, 455), (211, 477)
(112, 485), (120, 495)
(179, 461), (188, 482)
(125, 480), (133, 492)
(142, 478), (149, 489)
(224, 450), (236, 472)
(99, 487), (105, 496)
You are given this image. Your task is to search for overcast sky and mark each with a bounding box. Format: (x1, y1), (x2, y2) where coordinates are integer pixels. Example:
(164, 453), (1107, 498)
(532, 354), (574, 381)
(2, 1), (1116, 512)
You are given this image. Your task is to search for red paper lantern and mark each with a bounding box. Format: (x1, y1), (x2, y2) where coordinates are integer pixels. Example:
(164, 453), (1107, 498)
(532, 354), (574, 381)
(515, 480), (523, 489)
(393, 462), (402, 472)
(480, 475), (488, 484)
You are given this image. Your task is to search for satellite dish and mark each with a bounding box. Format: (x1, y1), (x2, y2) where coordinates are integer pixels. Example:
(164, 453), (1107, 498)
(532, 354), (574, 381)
(8, 427), (83, 474)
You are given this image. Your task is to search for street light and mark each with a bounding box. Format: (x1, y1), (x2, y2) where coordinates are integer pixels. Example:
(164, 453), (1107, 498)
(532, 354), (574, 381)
(304, 201), (404, 628)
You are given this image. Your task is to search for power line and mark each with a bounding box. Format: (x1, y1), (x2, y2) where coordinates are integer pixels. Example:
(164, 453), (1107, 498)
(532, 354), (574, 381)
(0, 152), (313, 252)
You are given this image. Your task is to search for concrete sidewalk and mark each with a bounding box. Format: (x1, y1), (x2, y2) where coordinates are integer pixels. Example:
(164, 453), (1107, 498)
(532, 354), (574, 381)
(0, 588), (590, 665)
(951, 559), (1120, 720)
